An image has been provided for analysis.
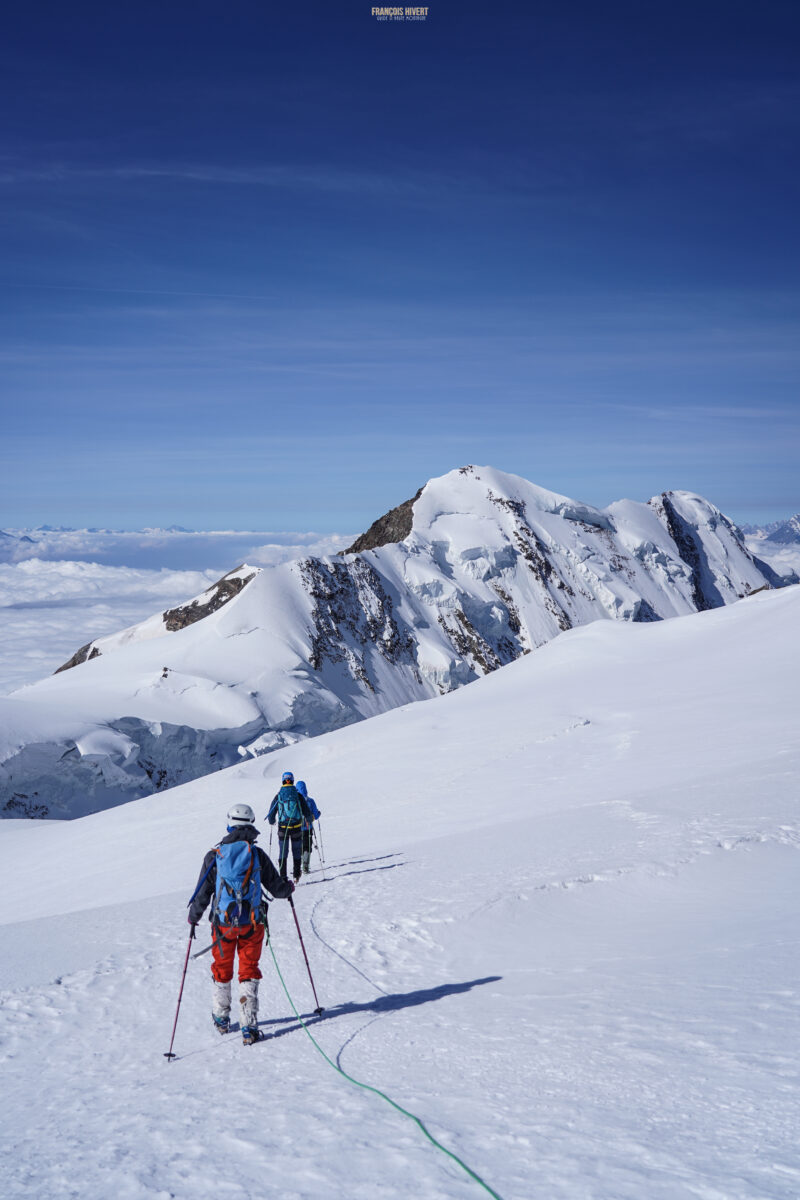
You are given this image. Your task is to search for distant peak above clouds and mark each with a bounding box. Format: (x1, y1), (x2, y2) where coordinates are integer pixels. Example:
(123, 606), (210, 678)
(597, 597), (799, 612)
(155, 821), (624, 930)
(760, 514), (800, 545)
(1, 464), (791, 819)
(740, 514), (800, 540)
(741, 514), (800, 586)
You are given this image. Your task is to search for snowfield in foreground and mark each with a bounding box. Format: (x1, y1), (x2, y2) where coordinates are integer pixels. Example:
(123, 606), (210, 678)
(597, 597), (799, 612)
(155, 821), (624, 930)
(1, 585), (799, 1199)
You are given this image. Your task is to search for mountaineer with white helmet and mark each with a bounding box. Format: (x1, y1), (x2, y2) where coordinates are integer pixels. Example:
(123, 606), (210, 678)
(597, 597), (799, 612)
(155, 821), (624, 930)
(187, 802), (294, 1045)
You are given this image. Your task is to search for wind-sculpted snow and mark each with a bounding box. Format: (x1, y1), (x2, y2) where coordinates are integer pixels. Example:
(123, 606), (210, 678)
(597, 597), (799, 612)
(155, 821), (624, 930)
(0, 465), (783, 818)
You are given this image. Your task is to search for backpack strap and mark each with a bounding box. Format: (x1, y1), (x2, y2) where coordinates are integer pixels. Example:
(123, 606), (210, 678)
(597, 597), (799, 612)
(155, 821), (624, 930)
(187, 849), (218, 908)
(209, 844), (222, 925)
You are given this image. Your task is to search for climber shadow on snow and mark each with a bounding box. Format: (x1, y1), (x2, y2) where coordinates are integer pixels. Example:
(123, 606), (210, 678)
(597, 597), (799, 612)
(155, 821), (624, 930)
(316, 852), (402, 871)
(300, 861), (406, 886)
(168, 976), (502, 1062)
(257, 975), (502, 1040)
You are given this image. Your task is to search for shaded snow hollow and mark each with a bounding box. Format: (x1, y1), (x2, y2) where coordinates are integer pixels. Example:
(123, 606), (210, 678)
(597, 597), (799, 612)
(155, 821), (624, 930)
(0, 465), (784, 818)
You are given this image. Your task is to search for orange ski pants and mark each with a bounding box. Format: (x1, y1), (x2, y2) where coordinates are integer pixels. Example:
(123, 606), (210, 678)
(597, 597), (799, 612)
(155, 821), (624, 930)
(211, 922), (265, 983)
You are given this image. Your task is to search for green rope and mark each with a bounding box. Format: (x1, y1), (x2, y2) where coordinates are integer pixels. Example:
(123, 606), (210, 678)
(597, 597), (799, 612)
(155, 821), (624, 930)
(269, 941), (505, 1200)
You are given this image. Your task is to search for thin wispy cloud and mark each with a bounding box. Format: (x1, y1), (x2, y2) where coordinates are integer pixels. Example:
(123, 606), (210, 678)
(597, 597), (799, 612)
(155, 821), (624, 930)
(0, 157), (495, 205)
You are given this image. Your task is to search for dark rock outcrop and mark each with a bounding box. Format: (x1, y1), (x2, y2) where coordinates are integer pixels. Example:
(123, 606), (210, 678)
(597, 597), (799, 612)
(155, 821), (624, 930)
(342, 487), (424, 555)
(650, 493), (724, 612)
(487, 489), (573, 631)
(55, 643), (101, 674)
(300, 556), (416, 689)
(164, 568), (255, 631)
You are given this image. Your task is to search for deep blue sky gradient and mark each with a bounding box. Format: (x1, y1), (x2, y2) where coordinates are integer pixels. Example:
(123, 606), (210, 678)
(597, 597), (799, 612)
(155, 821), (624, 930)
(2, 0), (799, 530)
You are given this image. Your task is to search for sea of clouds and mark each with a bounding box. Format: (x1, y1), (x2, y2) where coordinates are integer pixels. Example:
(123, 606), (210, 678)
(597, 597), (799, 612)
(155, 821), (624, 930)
(0, 528), (352, 695)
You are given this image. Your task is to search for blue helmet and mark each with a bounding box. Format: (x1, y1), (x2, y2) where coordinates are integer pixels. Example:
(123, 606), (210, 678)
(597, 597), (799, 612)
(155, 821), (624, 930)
(295, 780), (307, 796)
(282, 771), (294, 785)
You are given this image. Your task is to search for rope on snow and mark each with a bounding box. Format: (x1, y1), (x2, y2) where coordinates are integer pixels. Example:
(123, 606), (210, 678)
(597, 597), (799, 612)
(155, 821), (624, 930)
(268, 941), (505, 1200)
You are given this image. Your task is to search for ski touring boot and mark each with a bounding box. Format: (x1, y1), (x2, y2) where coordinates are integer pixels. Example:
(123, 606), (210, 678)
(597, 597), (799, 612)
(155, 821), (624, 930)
(241, 1026), (262, 1046)
(212, 1013), (230, 1035)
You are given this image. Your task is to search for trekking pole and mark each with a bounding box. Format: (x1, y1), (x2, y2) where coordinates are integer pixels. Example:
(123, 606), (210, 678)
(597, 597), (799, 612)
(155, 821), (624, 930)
(316, 818), (326, 864)
(192, 923), (222, 960)
(164, 927), (195, 1060)
(313, 824), (327, 880)
(288, 895), (324, 1015)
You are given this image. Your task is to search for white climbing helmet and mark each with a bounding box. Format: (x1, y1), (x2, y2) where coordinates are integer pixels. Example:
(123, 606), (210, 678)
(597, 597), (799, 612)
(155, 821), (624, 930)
(227, 803), (255, 826)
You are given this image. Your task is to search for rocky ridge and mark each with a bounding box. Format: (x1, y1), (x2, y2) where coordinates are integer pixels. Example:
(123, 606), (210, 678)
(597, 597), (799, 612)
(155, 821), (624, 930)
(0, 465), (785, 818)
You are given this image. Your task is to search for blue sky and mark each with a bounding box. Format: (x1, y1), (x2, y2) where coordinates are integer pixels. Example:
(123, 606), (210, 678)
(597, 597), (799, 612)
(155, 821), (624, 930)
(1, 0), (799, 531)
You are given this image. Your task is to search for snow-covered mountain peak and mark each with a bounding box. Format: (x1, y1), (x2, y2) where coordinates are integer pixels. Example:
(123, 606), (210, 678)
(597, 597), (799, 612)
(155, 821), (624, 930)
(344, 465), (614, 558)
(0, 466), (787, 818)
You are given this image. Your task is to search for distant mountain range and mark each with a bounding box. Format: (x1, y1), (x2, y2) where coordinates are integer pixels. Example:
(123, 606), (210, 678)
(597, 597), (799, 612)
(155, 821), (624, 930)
(740, 515), (800, 544)
(740, 516), (800, 587)
(0, 466), (791, 819)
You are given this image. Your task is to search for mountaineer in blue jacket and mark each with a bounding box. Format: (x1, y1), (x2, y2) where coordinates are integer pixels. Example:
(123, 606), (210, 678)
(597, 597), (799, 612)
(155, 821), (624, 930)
(296, 780), (321, 875)
(188, 803), (293, 1045)
(267, 771), (312, 882)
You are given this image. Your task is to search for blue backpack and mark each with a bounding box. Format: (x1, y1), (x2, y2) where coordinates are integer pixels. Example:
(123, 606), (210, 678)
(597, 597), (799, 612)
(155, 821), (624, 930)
(213, 841), (262, 927)
(277, 785), (303, 825)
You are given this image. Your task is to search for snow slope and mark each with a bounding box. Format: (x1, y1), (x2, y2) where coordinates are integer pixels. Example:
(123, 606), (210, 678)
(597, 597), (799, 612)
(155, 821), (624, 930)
(1, 465), (782, 817)
(0, 532), (355, 696)
(0, 559), (224, 696)
(1, 585), (798, 1199)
